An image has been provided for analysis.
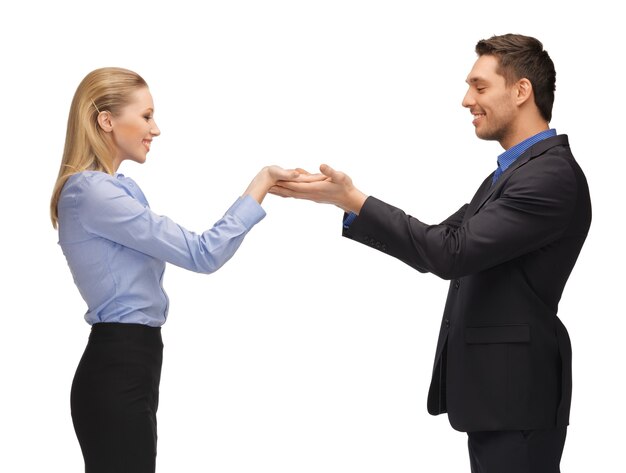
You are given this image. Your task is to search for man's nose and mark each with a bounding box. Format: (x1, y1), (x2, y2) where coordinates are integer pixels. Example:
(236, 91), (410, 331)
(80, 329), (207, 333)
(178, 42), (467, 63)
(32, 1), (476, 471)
(462, 89), (474, 108)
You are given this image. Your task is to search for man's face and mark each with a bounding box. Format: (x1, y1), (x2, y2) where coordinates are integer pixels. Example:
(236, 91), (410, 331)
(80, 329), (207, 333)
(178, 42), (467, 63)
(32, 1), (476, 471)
(462, 55), (518, 147)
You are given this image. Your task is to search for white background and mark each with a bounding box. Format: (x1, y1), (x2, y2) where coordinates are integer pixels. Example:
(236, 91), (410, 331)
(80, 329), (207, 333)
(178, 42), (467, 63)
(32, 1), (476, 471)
(1, 1), (623, 471)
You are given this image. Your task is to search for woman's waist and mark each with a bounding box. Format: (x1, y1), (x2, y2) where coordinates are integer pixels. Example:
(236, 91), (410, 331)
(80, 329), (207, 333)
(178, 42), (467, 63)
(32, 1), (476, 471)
(88, 321), (163, 346)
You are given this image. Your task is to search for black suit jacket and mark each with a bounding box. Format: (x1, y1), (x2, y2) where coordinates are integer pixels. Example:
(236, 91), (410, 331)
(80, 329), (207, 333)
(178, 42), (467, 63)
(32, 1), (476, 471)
(343, 135), (591, 432)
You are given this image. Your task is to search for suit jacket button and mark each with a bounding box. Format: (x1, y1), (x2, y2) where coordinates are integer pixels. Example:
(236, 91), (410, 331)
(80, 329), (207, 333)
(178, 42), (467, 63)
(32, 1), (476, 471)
(445, 319), (450, 328)
(454, 279), (460, 289)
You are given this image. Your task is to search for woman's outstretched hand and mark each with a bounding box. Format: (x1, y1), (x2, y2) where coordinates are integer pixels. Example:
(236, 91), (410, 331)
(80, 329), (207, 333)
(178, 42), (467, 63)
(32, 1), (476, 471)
(244, 165), (326, 204)
(269, 164), (367, 214)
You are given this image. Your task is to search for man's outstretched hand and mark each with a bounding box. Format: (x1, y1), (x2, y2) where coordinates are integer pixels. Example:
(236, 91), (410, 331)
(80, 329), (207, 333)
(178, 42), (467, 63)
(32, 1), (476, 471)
(270, 164), (368, 214)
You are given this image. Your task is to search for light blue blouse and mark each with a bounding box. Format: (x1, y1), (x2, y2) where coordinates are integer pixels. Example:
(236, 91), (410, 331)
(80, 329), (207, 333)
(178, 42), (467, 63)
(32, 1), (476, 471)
(57, 171), (265, 327)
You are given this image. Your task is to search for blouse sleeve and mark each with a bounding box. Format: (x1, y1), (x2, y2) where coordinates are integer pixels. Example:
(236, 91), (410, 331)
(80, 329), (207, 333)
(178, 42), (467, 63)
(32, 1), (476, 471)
(71, 172), (266, 274)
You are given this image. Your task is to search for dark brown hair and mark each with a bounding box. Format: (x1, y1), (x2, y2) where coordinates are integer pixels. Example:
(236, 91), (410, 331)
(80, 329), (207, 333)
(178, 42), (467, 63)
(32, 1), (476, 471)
(476, 34), (556, 122)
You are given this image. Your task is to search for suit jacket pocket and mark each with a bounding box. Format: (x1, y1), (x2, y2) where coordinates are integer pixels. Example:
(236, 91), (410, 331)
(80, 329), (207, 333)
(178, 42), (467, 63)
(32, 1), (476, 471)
(465, 324), (530, 344)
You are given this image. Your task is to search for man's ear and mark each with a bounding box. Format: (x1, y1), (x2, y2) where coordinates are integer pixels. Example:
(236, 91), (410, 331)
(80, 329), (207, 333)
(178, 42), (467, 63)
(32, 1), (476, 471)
(515, 78), (533, 106)
(97, 111), (114, 133)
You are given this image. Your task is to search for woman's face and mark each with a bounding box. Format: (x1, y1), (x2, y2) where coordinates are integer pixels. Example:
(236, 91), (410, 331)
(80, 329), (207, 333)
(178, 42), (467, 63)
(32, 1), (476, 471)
(108, 87), (160, 171)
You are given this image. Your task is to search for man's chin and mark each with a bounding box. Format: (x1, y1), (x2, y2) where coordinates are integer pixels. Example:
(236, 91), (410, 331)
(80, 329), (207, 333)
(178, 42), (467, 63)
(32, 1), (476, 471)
(475, 129), (499, 142)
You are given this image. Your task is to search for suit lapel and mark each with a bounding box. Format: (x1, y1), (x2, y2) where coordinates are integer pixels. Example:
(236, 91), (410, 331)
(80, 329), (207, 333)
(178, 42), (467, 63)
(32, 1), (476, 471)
(470, 135), (570, 216)
(463, 175), (493, 223)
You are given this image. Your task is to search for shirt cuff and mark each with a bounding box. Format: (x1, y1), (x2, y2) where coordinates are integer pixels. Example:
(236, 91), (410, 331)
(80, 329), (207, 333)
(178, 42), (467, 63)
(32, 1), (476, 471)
(226, 195), (267, 228)
(343, 211), (358, 229)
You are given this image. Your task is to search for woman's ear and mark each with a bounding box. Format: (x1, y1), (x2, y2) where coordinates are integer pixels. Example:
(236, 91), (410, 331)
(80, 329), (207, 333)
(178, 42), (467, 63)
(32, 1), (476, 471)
(97, 111), (114, 133)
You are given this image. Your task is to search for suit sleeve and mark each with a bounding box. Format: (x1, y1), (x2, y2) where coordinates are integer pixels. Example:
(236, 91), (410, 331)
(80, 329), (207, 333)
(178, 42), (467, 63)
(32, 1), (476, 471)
(343, 156), (578, 280)
(439, 204), (469, 228)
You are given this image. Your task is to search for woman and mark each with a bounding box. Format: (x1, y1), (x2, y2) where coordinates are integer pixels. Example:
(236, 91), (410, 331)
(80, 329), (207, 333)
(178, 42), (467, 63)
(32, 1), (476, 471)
(50, 67), (309, 473)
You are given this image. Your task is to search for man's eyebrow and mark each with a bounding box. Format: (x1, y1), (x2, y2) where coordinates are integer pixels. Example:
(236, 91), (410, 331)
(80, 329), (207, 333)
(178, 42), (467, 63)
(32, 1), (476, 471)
(466, 77), (487, 85)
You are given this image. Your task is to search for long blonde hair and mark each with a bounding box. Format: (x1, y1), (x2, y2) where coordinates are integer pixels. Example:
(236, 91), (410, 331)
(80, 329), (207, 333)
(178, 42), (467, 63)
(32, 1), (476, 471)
(50, 67), (148, 228)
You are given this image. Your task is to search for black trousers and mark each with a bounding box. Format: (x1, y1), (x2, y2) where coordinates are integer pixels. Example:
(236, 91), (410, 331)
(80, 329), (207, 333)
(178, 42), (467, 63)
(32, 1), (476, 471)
(467, 426), (567, 473)
(71, 323), (163, 473)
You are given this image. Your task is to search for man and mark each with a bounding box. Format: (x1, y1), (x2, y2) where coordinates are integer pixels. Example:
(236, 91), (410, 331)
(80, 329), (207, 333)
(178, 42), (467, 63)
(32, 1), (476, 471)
(271, 34), (591, 473)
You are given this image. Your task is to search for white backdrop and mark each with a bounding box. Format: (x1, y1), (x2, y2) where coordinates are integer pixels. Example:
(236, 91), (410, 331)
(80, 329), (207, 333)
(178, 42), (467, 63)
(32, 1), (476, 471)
(1, 1), (622, 471)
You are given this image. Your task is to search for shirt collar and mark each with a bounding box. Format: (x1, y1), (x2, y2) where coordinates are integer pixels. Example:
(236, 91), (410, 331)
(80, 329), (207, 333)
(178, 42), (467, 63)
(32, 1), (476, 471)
(497, 128), (557, 172)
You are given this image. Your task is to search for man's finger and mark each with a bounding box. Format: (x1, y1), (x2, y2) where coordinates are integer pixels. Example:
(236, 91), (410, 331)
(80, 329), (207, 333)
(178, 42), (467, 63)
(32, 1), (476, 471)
(268, 185), (290, 197)
(269, 185), (310, 200)
(319, 163), (343, 180)
(294, 173), (328, 183)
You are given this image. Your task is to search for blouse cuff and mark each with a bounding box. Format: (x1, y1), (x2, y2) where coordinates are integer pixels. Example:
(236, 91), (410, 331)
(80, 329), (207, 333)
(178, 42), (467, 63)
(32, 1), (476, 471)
(226, 195), (267, 228)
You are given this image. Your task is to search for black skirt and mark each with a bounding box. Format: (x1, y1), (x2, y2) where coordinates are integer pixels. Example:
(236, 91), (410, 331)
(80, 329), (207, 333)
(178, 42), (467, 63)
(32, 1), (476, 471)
(71, 323), (163, 473)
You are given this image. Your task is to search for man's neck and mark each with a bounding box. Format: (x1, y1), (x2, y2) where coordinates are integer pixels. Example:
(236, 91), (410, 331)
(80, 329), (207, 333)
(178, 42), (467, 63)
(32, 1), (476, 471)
(500, 122), (550, 150)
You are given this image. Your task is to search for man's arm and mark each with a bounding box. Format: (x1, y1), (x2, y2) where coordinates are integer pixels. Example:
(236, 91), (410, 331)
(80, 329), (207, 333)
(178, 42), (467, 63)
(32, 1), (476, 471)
(271, 158), (579, 280)
(438, 204), (469, 229)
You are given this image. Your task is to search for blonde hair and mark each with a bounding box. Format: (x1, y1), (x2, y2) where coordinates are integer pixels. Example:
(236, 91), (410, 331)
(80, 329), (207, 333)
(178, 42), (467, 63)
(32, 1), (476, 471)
(50, 67), (148, 228)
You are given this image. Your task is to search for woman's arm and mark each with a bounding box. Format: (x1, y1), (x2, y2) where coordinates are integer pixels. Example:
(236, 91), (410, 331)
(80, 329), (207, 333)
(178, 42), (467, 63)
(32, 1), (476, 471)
(63, 167), (305, 274)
